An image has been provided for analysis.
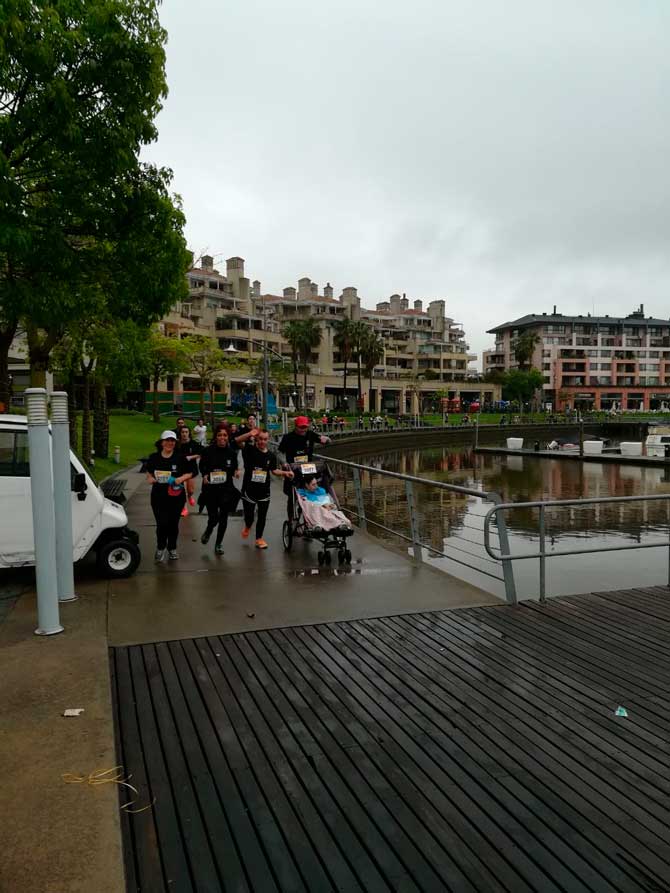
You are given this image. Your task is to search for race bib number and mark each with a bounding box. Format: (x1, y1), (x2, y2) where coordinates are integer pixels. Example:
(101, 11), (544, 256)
(209, 471), (226, 485)
(301, 463), (317, 475)
(251, 468), (268, 483)
(295, 454), (308, 464)
(154, 470), (170, 484)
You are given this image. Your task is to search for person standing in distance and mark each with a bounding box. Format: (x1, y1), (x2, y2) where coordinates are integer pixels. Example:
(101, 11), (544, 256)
(145, 431), (194, 561)
(278, 416), (329, 518)
(193, 417), (208, 446)
(236, 427), (294, 548)
(199, 427), (240, 554)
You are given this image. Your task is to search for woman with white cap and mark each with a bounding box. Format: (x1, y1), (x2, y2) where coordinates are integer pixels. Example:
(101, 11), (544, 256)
(145, 430), (194, 561)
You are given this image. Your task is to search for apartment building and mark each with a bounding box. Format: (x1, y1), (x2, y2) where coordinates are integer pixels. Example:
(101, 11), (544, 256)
(162, 254), (497, 413)
(484, 305), (670, 411)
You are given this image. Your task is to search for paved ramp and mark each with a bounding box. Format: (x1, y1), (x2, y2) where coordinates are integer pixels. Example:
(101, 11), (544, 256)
(112, 588), (670, 892)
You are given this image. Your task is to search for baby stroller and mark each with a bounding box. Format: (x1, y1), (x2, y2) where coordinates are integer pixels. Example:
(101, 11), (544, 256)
(282, 461), (354, 566)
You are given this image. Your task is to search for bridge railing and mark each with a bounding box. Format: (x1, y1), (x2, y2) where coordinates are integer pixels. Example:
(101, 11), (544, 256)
(483, 494), (670, 603)
(317, 454), (518, 603)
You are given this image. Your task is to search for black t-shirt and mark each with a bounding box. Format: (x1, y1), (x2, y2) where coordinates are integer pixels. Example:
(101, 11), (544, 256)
(146, 451), (194, 491)
(242, 445), (277, 500)
(199, 445), (238, 486)
(279, 430), (320, 464)
(176, 441), (200, 477)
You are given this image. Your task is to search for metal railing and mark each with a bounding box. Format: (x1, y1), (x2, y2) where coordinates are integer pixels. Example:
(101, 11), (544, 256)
(317, 454), (518, 603)
(483, 493), (670, 603)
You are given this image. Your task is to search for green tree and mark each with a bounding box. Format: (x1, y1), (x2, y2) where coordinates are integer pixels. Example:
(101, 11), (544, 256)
(0, 0), (186, 394)
(282, 321), (304, 404)
(350, 321), (369, 409)
(184, 335), (239, 428)
(502, 368), (544, 413)
(147, 330), (192, 423)
(359, 328), (385, 412)
(514, 332), (541, 370)
(296, 319), (322, 412)
(333, 316), (355, 411)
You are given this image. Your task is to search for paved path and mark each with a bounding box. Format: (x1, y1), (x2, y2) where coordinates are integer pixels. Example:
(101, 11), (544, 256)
(108, 478), (495, 646)
(113, 586), (670, 892)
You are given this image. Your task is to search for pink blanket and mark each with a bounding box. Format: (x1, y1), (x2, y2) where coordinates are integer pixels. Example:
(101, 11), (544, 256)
(297, 494), (352, 531)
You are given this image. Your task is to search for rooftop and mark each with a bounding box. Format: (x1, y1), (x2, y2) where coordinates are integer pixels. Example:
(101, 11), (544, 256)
(488, 310), (670, 334)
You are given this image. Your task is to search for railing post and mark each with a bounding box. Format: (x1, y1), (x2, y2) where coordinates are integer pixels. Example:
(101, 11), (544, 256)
(405, 480), (422, 562)
(489, 494), (517, 605)
(352, 467), (367, 532)
(539, 503), (546, 603)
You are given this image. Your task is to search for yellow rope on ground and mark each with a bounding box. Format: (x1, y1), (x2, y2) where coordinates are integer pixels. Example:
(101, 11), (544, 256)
(61, 765), (155, 814)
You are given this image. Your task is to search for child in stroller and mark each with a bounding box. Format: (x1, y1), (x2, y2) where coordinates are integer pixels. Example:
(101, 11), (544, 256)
(282, 462), (354, 566)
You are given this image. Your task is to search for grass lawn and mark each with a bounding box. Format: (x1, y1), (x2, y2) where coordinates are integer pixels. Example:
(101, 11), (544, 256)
(90, 413), (167, 482)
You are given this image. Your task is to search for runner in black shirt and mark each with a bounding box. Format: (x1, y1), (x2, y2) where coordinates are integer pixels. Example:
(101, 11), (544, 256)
(176, 425), (201, 513)
(145, 431), (195, 560)
(278, 416), (329, 518)
(199, 427), (240, 554)
(236, 428), (293, 548)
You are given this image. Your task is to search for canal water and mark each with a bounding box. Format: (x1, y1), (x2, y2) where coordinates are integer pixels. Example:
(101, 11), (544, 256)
(334, 442), (670, 600)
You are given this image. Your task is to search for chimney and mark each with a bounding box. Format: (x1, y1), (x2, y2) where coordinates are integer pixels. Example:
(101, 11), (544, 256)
(201, 254), (214, 271)
(553, 305), (557, 315)
(324, 282), (334, 299)
(298, 277), (312, 300)
(390, 294), (401, 314)
(414, 300), (423, 312)
(310, 283), (319, 297)
(252, 280), (261, 298)
(283, 286), (297, 300)
(400, 297), (409, 311)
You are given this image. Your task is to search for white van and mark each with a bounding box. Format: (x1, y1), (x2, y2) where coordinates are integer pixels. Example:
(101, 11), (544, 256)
(0, 414), (141, 578)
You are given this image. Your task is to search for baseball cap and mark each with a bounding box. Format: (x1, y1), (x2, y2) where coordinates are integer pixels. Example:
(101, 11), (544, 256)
(294, 416), (309, 427)
(160, 430), (177, 441)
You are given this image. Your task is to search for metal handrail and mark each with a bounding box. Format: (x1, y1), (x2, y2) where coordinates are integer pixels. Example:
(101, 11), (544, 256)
(483, 493), (670, 602)
(317, 454), (518, 602)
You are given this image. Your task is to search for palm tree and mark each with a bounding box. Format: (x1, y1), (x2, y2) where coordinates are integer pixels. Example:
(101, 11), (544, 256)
(297, 319), (322, 411)
(350, 321), (368, 411)
(282, 321), (303, 405)
(360, 329), (385, 413)
(333, 316), (355, 410)
(514, 332), (541, 370)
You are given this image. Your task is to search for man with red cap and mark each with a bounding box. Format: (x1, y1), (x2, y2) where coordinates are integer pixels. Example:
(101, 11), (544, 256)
(279, 416), (329, 517)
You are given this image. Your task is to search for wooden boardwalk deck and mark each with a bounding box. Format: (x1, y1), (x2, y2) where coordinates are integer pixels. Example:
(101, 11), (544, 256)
(111, 586), (670, 892)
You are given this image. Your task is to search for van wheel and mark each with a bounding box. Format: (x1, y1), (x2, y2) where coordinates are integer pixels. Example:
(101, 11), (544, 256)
(97, 539), (141, 578)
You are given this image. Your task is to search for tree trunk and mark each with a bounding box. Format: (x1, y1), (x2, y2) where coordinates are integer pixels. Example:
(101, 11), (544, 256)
(81, 367), (92, 465)
(27, 324), (60, 388)
(199, 387), (205, 419)
(342, 359), (348, 412)
(68, 374), (78, 450)
(357, 356), (362, 410)
(93, 379), (109, 459)
(292, 357), (299, 406)
(0, 323), (17, 411)
(302, 362), (308, 412)
(209, 387), (216, 431)
(369, 371), (374, 413)
(152, 370), (160, 423)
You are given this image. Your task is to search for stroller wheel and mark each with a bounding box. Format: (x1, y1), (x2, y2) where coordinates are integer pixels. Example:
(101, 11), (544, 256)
(317, 551), (325, 566)
(282, 520), (293, 552)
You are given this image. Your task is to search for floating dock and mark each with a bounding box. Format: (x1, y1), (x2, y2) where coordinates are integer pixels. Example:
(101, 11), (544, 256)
(474, 446), (670, 467)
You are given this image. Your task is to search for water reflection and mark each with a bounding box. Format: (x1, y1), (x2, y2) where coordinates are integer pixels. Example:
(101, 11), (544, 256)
(333, 444), (670, 600)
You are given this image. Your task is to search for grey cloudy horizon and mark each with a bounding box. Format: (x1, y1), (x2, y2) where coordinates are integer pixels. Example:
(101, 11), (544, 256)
(144, 0), (670, 365)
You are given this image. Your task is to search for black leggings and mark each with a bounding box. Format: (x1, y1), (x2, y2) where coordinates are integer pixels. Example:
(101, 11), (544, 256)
(243, 498), (270, 538)
(205, 503), (230, 545)
(151, 492), (184, 550)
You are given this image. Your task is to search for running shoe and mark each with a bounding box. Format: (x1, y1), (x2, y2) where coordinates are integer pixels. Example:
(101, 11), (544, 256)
(180, 506), (189, 517)
(241, 527), (250, 539)
(154, 548), (165, 561)
(168, 549), (179, 560)
(188, 496), (196, 507)
(201, 529), (211, 544)
(255, 538), (268, 549)
(215, 544), (224, 555)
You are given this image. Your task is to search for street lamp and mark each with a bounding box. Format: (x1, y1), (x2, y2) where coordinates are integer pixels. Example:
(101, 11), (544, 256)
(227, 339), (286, 429)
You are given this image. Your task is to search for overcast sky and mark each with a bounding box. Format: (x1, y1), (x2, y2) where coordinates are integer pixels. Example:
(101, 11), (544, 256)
(143, 0), (670, 366)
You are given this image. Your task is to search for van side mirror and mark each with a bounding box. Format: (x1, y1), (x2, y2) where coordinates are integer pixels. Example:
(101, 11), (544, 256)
(72, 472), (88, 500)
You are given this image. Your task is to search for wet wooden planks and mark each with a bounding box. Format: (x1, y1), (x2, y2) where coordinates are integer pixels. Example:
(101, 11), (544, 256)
(111, 586), (670, 892)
